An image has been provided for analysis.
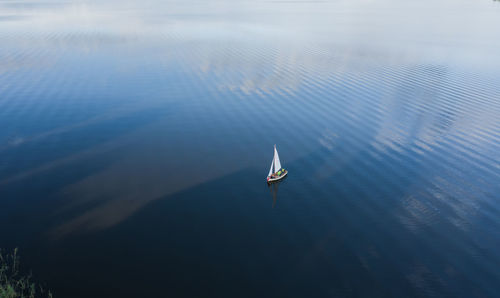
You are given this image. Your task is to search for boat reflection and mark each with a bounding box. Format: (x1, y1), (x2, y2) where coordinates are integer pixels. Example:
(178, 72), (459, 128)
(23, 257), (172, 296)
(268, 182), (279, 208)
(268, 176), (288, 208)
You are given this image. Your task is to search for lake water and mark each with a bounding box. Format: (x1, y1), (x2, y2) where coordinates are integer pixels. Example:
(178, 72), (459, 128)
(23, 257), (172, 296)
(1, 0), (500, 297)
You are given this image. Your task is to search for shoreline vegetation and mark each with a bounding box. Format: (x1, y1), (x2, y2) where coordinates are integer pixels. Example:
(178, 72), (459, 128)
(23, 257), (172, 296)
(0, 249), (52, 298)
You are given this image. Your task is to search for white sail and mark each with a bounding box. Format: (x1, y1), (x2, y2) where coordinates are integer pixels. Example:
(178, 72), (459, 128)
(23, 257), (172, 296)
(274, 145), (282, 172)
(268, 156), (274, 177)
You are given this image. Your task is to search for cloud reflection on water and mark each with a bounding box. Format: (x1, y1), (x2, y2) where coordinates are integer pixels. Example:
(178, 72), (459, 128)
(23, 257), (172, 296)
(0, 0), (499, 241)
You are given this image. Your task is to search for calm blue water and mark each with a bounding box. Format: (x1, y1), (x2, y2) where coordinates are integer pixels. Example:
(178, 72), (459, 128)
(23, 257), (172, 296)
(1, 0), (500, 297)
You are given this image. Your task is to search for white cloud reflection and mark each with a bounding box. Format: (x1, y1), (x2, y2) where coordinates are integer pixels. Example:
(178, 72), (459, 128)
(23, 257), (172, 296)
(1, 0), (499, 238)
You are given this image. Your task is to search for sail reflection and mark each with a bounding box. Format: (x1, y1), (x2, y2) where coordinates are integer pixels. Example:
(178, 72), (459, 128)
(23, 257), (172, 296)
(268, 175), (288, 208)
(268, 182), (279, 208)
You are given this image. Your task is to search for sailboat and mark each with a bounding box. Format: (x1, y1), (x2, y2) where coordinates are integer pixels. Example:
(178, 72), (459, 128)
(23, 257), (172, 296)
(267, 145), (287, 183)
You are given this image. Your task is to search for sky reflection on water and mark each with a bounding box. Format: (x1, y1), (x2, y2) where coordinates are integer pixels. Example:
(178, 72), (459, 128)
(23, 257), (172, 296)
(1, 0), (500, 297)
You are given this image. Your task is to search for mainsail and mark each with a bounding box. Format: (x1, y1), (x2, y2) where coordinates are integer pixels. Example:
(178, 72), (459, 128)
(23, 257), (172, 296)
(274, 145), (281, 172)
(268, 155), (274, 177)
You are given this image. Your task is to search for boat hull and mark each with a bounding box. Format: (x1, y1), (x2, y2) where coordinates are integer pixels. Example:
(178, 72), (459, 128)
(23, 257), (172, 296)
(267, 170), (288, 183)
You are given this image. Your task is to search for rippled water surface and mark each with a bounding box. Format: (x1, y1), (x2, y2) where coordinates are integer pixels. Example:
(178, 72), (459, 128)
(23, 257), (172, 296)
(1, 0), (500, 297)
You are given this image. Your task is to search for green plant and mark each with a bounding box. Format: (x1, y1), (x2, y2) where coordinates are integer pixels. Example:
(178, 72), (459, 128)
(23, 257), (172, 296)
(0, 248), (52, 298)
